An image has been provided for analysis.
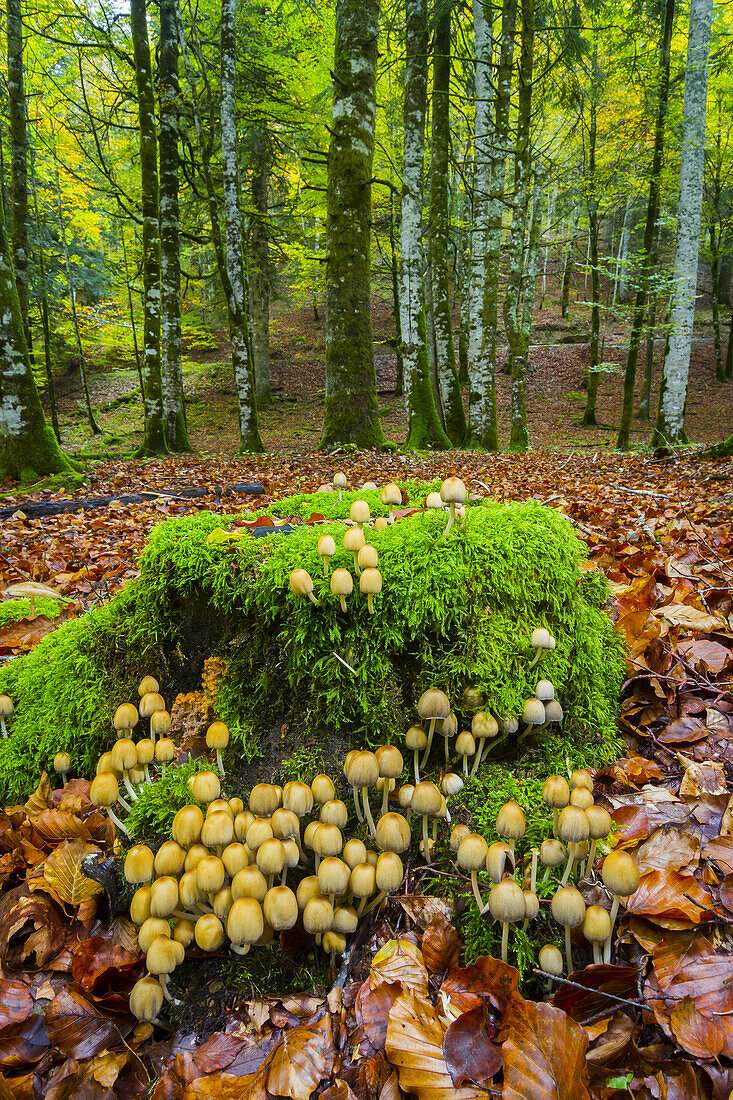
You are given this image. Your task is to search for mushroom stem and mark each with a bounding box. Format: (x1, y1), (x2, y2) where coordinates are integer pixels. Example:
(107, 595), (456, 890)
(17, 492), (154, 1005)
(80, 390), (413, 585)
(267, 874), (274, 891)
(323, 558), (329, 577)
(587, 839), (598, 873)
(421, 814), (431, 862)
(593, 943), (602, 965)
(123, 773), (138, 801)
(361, 787), (376, 837)
(307, 591), (320, 607)
(353, 553), (361, 577)
(413, 750), (421, 785)
(432, 817), (439, 842)
(444, 738), (449, 765)
(281, 867), (288, 887)
(339, 595), (346, 613)
(470, 737), (486, 777)
(560, 852), (575, 886)
(159, 974), (181, 1005)
(216, 750), (225, 781)
(462, 754), (468, 778)
(0, 719), (7, 738)
(107, 807), (131, 838)
(470, 870), (483, 910)
(500, 920), (509, 964)
(367, 593), (375, 615)
(352, 784), (364, 824)
(564, 925), (574, 974)
(117, 794), (132, 813)
(530, 848), (539, 894)
(381, 784), (390, 818)
(231, 943), (251, 955)
(149, 720), (156, 746)
(361, 891), (387, 917)
(529, 649), (543, 670)
(444, 503), (456, 536)
(314, 854), (321, 873)
(420, 718), (436, 768)
(553, 808), (559, 838)
(357, 896), (368, 917)
(604, 896), (621, 963)
(144, 765), (152, 784)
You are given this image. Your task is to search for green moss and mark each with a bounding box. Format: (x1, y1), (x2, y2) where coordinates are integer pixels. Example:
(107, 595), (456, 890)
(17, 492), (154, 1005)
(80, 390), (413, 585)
(269, 479), (442, 520)
(125, 759), (218, 843)
(0, 598), (65, 627)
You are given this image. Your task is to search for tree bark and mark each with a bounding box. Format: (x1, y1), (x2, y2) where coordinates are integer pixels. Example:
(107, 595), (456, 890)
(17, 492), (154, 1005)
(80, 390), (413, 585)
(131, 0), (167, 455)
(615, 195), (634, 305)
(250, 128), (273, 409)
(616, 0), (674, 450)
(29, 143), (60, 442)
(7, 0), (30, 352)
(399, 0), (450, 450)
(560, 200), (579, 319)
(429, 4), (466, 445)
(320, 0), (385, 448)
(653, 0), (713, 449)
(159, 0), (191, 451)
(710, 220), (724, 381)
(582, 45), (601, 428)
(221, 0), (264, 452)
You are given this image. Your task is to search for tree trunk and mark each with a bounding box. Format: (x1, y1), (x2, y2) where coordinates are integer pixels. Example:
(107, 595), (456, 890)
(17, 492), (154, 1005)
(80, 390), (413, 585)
(399, 0), (449, 450)
(29, 144), (60, 442)
(0, 212), (71, 481)
(560, 200), (579, 319)
(320, 0), (385, 448)
(725, 308), (733, 381)
(220, 0), (264, 452)
(540, 181), (555, 308)
(389, 186), (404, 397)
(653, 0), (713, 449)
(131, 0), (167, 455)
(616, 0), (674, 450)
(615, 195), (634, 305)
(503, 0), (534, 453)
(250, 129), (273, 409)
(7, 0), (30, 352)
(457, 161), (470, 387)
(582, 54), (601, 428)
(521, 178), (543, 350)
(159, 0), (191, 451)
(710, 220), (724, 381)
(428, 4), (466, 445)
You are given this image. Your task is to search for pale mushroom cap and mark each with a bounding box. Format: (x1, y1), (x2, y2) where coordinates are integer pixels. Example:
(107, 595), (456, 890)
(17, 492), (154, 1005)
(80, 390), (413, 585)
(425, 492), (444, 509)
(206, 721), (229, 749)
(333, 472), (348, 488)
(361, 481), (378, 492)
(496, 801), (526, 840)
(530, 627), (555, 650)
(195, 914), (225, 951)
(442, 772), (464, 797)
(471, 711), (499, 739)
(376, 744), (403, 778)
(0, 695), (14, 718)
(358, 544), (379, 570)
(411, 780), (443, 816)
(318, 484), (333, 493)
(540, 838), (566, 867)
(250, 783), (281, 816)
(138, 916), (171, 953)
(523, 891), (540, 920)
(222, 843), (249, 878)
(190, 771), (221, 804)
(139, 692), (165, 719)
(538, 943), (564, 976)
(155, 737), (176, 763)
(557, 806), (590, 844)
(136, 739), (154, 765)
(375, 851), (404, 892)
(570, 788), (594, 811)
(246, 818), (274, 851)
(486, 841), (514, 881)
(309, 775), (335, 805)
(296, 875), (321, 910)
(231, 866), (268, 903)
(457, 833), (489, 871)
(138, 676), (159, 696)
(124, 845), (155, 885)
(488, 878), (525, 923)
(318, 856), (351, 897)
(398, 784), (414, 810)
(583, 905), (612, 944)
(113, 703), (139, 731)
(450, 823), (472, 852)
(455, 731), (476, 756)
(320, 799), (348, 828)
(289, 569), (315, 597)
(350, 500), (371, 524)
(271, 808), (299, 840)
(570, 769), (594, 792)
(346, 750), (379, 788)
(154, 841), (187, 877)
(502, 716), (520, 734)
(227, 897), (264, 946)
(283, 780), (315, 816)
(196, 855), (226, 894)
(535, 680), (555, 702)
(349, 862), (376, 898)
(585, 805), (613, 840)
(405, 725), (427, 751)
(332, 904), (359, 934)
(312, 822), (343, 858)
(522, 698), (546, 725)
(256, 837), (287, 875)
(317, 535), (336, 558)
(146, 935), (182, 975)
(551, 886), (586, 928)
(343, 527), (366, 552)
(542, 776), (570, 809)
(437, 712), (458, 737)
(129, 976), (164, 1021)
(151, 710), (172, 735)
(380, 483), (402, 506)
(601, 851), (640, 897)
(90, 772), (119, 807)
(440, 477), (467, 505)
(172, 804), (204, 847)
(330, 568), (354, 597)
(149, 876), (179, 918)
(343, 838), (367, 868)
(416, 688), (451, 722)
(544, 700), (564, 723)
(303, 894), (334, 934)
(359, 567), (382, 595)
(375, 812), (411, 853)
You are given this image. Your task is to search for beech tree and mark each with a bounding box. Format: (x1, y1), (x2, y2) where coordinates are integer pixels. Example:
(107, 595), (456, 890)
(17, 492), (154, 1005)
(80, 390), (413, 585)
(250, 128), (273, 409)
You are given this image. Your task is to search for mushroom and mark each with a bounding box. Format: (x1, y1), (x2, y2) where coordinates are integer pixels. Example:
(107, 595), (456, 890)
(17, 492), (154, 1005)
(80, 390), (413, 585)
(346, 751), (379, 836)
(557, 807), (589, 884)
(113, 703), (138, 737)
(543, 700), (564, 728)
(136, 739), (155, 784)
(151, 710), (172, 743)
(375, 812), (411, 854)
(457, 833), (489, 909)
(425, 491), (444, 511)
(3, 579), (70, 618)
(455, 731), (475, 777)
(542, 775), (570, 837)
(112, 738), (139, 801)
(398, 784), (414, 824)
(360, 568), (382, 614)
(206, 721), (229, 779)
(570, 768), (594, 792)
(540, 837), (566, 883)
(601, 851), (640, 962)
(349, 862), (377, 916)
(129, 976), (165, 1022)
(450, 823), (471, 852)
(90, 772), (131, 838)
(380, 483), (402, 522)
(195, 914), (225, 952)
(189, 771), (221, 805)
(538, 943), (564, 990)
(416, 688), (450, 767)
(202, 811), (235, 855)
(227, 897), (264, 955)
(486, 840), (515, 882)
(124, 845), (155, 886)
(535, 679), (554, 702)
(442, 772), (463, 799)
(371, 851), (404, 909)
(53, 752), (72, 785)
(303, 894), (334, 944)
(320, 800), (349, 829)
(139, 917), (171, 953)
(172, 804), (204, 848)
(0, 696), (13, 738)
(520, 698), (546, 741)
(273, 807), (304, 860)
(197, 854), (226, 896)
(523, 889), (539, 930)
(350, 500), (371, 529)
(139, 692), (166, 742)
(343, 527), (366, 575)
(323, 929), (347, 965)
(332, 904), (358, 935)
(404, 725), (427, 784)
(310, 775), (334, 805)
(440, 476), (467, 535)
(155, 737), (176, 773)
(138, 676), (159, 697)
(130, 886), (152, 926)
(469, 711), (499, 776)
(436, 711), (458, 765)
(583, 905), (612, 965)
(256, 838), (287, 890)
(317, 535), (337, 576)
(529, 627), (556, 669)
(486, 878), (525, 963)
(318, 483), (334, 493)
(343, 838), (367, 869)
(231, 865), (268, 903)
(570, 787), (594, 811)
(155, 841), (187, 878)
(246, 817), (274, 853)
(318, 856), (351, 906)
(173, 919), (195, 948)
(311, 822), (343, 872)
(290, 568), (319, 606)
(551, 886), (586, 974)
(362, 481), (378, 491)
(411, 781), (442, 862)
(375, 745), (404, 816)
(150, 877), (179, 919)
(373, 516), (388, 531)
(585, 805), (613, 872)
(496, 802), (526, 856)
(333, 471), (348, 499)
(330, 568), (353, 612)
(296, 875), (321, 911)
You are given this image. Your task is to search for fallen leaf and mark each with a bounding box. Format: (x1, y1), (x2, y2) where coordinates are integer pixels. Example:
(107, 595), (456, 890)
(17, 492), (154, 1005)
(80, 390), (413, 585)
(440, 955), (520, 1017)
(44, 986), (134, 1059)
(631, 828), (700, 875)
(41, 840), (104, 907)
(370, 939), (428, 996)
(655, 604), (726, 631)
(670, 996), (724, 1060)
(265, 1012), (333, 1100)
(501, 1000), (590, 1100)
(626, 869), (716, 924)
(443, 1002), (503, 1086)
(421, 916), (461, 973)
(678, 759), (727, 798)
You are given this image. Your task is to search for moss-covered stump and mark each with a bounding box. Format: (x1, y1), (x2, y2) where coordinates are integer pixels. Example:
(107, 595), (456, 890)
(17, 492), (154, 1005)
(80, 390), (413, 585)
(0, 488), (624, 803)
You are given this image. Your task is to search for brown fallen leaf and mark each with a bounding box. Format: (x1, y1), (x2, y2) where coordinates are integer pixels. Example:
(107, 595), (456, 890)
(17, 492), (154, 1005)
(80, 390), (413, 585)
(631, 827), (700, 875)
(0, 888), (66, 970)
(443, 1002), (503, 1086)
(43, 985), (134, 1059)
(370, 938), (428, 996)
(626, 869), (716, 924)
(40, 839), (104, 908)
(655, 604), (726, 631)
(677, 758), (727, 798)
(440, 955), (520, 1018)
(501, 1000), (590, 1100)
(265, 1011), (334, 1100)
(0, 980), (33, 1036)
(396, 895), (456, 930)
(23, 774), (53, 819)
(355, 977), (401, 1053)
(421, 915), (461, 973)
(670, 996), (725, 1060)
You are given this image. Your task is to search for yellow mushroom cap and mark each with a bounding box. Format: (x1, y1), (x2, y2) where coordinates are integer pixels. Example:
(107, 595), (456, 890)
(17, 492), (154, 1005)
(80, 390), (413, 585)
(488, 878), (525, 923)
(417, 688), (450, 722)
(496, 802), (526, 841)
(350, 500), (371, 524)
(538, 943), (563, 976)
(129, 976), (164, 1021)
(310, 775), (335, 805)
(551, 886), (586, 928)
(195, 914), (224, 951)
(601, 851), (640, 898)
(457, 833), (489, 871)
(290, 569), (315, 598)
(264, 885), (298, 930)
(376, 851), (404, 893)
(206, 721), (229, 749)
(317, 535), (336, 559)
(227, 897), (264, 947)
(375, 812), (411, 853)
(582, 905), (612, 944)
(542, 776), (570, 809)
(330, 568), (354, 598)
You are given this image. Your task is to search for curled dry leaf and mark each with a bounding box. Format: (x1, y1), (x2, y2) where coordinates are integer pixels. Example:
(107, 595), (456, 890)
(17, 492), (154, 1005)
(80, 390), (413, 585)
(678, 759), (727, 798)
(23, 774), (53, 819)
(631, 827), (700, 875)
(356, 977), (402, 1052)
(440, 955), (520, 1018)
(626, 869), (716, 924)
(41, 839), (104, 908)
(370, 939), (428, 996)
(396, 895), (456, 930)
(265, 1012), (334, 1100)
(443, 1002), (503, 1087)
(43, 986), (134, 1060)
(0, 888), (66, 970)
(0, 980), (34, 1036)
(670, 996), (725, 1060)
(420, 915), (461, 973)
(501, 1000), (590, 1100)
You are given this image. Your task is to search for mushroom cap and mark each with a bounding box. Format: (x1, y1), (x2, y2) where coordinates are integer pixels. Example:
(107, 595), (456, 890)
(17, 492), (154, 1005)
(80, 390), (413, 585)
(124, 845), (155, 885)
(154, 841), (187, 877)
(376, 851), (404, 893)
(129, 765), (146, 786)
(90, 772), (119, 807)
(538, 943), (564, 976)
(411, 780), (443, 817)
(471, 711), (499, 739)
(375, 812), (411, 853)
(138, 676), (159, 696)
(130, 886), (152, 926)
(502, 716), (520, 734)
(222, 843), (249, 878)
(488, 878), (525, 923)
(530, 627), (555, 650)
(557, 806), (590, 844)
(173, 918), (195, 948)
(440, 477), (467, 505)
(376, 744), (403, 779)
(486, 841), (514, 881)
(570, 788), (594, 811)
(147, 934), (184, 974)
(416, 688), (451, 722)
(343, 527), (366, 553)
(437, 712), (458, 738)
(570, 769), (594, 793)
(303, 894), (334, 934)
(303, 821), (320, 850)
(318, 483), (333, 493)
(397, 784), (414, 810)
(231, 866), (268, 903)
(522, 698), (546, 726)
(320, 800), (348, 828)
(179, 870), (203, 910)
(523, 891), (540, 922)
(330, 568), (354, 597)
(112, 738), (137, 772)
(358, 544), (378, 570)
(551, 886), (586, 928)
(195, 914), (225, 951)
(234, 811), (255, 842)
(138, 917), (170, 953)
(256, 837), (286, 875)
(149, 876), (179, 918)
(282, 839), (300, 869)
(184, 844), (209, 872)
(583, 905), (612, 944)
(332, 904), (359, 934)
(197, 855), (226, 894)
(208, 798), (234, 819)
(271, 808), (299, 840)
(296, 875), (321, 910)
(346, 750), (379, 788)
(405, 725), (427, 751)
(535, 680), (555, 702)
(425, 492), (444, 510)
(317, 534), (337, 558)
(5, 580), (64, 601)
(455, 731), (476, 756)
(540, 838), (566, 868)
(135, 739), (154, 766)
(333, 471), (348, 488)
(496, 801), (526, 841)
(318, 856), (351, 897)
(283, 780), (315, 816)
(113, 703), (139, 731)
(172, 804), (204, 848)
(380, 483), (402, 506)
(349, 861), (376, 898)
(227, 897), (264, 946)
(350, 500), (371, 524)
(359, 567), (382, 595)
(542, 776), (570, 809)
(289, 568), (315, 597)
(450, 823), (472, 852)
(343, 838), (367, 868)
(585, 805), (613, 841)
(361, 481), (378, 491)
(97, 753), (118, 777)
(246, 818), (274, 852)
(53, 752), (72, 774)
(312, 823), (343, 858)
(544, 700), (564, 724)
(457, 833), (489, 871)
(129, 976), (164, 1021)
(250, 783), (281, 816)
(442, 772), (464, 797)
(310, 775), (335, 805)
(139, 692), (165, 719)
(601, 851), (640, 898)
(155, 737), (176, 763)
(373, 516), (388, 531)
(189, 771), (221, 804)
(206, 721), (229, 749)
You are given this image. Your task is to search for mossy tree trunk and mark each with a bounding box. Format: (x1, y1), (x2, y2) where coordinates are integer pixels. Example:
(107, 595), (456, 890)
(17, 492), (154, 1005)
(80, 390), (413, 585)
(616, 0), (673, 450)
(320, 0), (385, 449)
(131, 0), (167, 456)
(503, 0), (534, 453)
(29, 143), (60, 443)
(159, 0), (191, 452)
(249, 128), (273, 409)
(429, 4), (466, 446)
(399, 0), (450, 450)
(221, 0), (264, 452)
(0, 212), (71, 481)
(7, 0), (30, 354)
(582, 44), (602, 428)
(653, 0), (713, 449)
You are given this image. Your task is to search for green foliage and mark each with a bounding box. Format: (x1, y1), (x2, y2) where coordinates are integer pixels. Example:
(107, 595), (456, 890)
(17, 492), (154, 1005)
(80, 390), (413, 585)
(0, 598), (65, 627)
(269, 479), (442, 520)
(125, 759), (215, 842)
(279, 744), (328, 785)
